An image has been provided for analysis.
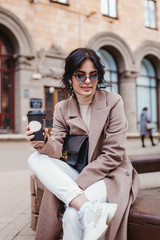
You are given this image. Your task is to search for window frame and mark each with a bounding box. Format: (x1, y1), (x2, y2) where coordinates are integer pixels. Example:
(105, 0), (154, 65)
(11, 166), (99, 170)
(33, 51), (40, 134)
(101, 0), (118, 19)
(97, 49), (119, 94)
(136, 58), (158, 131)
(144, 0), (157, 29)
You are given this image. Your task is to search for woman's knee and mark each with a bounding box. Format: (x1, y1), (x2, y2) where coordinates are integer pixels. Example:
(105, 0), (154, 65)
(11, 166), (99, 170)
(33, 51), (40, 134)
(28, 152), (40, 170)
(84, 180), (107, 203)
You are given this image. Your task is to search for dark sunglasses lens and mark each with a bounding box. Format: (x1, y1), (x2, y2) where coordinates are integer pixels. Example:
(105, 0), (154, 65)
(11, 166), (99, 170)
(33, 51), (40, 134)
(75, 74), (86, 82)
(90, 74), (99, 82)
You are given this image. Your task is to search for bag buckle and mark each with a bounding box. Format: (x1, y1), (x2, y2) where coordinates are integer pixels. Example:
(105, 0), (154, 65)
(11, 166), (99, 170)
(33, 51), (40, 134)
(62, 150), (68, 161)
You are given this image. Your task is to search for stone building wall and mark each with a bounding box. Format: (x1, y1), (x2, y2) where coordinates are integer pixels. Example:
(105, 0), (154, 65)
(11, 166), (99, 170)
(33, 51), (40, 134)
(1, 0), (160, 52)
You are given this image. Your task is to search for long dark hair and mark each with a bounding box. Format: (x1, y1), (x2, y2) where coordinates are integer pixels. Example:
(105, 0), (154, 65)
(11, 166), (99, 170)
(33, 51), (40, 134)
(61, 48), (106, 95)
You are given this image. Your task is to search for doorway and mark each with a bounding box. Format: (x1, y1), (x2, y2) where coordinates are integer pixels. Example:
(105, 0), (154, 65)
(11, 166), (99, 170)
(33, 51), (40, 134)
(0, 34), (15, 133)
(44, 87), (66, 131)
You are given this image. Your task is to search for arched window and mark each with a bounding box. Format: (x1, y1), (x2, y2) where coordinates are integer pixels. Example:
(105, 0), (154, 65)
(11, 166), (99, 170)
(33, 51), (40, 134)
(97, 48), (119, 93)
(0, 34), (14, 133)
(136, 58), (157, 131)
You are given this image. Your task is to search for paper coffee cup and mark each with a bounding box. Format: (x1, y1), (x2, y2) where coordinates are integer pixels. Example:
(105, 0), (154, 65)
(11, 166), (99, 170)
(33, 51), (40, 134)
(27, 110), (46, 142)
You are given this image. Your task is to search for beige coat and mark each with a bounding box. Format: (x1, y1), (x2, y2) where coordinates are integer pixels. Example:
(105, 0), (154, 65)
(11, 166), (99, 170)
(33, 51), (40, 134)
(36, 89), (139, 240)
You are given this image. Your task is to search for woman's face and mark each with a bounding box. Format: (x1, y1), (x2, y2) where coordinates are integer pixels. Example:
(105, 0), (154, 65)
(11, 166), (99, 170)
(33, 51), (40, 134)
(71, 59), (98, 96)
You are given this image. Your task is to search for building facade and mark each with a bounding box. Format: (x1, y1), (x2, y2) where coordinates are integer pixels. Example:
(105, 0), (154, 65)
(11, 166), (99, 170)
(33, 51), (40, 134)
(0, 0), (160, 134)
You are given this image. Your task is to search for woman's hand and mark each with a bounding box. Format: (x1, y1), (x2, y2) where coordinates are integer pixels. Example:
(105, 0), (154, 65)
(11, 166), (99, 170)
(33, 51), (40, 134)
(26, 125), (48, 148)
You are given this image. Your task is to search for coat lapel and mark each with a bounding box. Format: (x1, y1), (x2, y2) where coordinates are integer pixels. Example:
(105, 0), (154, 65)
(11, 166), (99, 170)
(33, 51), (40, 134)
(66, 96), (89, 133)
(66, 90), (111, 162)
(88, 90), (111, 162)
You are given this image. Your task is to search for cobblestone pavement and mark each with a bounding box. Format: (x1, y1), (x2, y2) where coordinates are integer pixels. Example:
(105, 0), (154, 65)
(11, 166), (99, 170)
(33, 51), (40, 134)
(0, 138), (159, 240)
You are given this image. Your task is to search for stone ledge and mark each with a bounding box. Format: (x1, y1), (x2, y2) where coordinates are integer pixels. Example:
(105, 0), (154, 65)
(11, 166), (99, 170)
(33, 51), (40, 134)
(0, 134), (26, 141)
(0, 132), (159, 141)
(127, 132), (159, 138)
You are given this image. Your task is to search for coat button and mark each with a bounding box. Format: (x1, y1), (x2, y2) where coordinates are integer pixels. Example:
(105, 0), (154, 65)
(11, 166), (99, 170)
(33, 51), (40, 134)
(125, 171), (130, 176)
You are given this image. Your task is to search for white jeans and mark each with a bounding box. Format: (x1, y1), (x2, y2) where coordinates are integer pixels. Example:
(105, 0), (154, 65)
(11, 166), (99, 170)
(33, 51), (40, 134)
(28, 152), (107, 240)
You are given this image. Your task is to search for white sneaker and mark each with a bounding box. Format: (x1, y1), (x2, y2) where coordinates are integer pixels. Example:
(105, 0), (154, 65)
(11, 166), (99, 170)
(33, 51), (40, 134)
(79, 202), (117, 240)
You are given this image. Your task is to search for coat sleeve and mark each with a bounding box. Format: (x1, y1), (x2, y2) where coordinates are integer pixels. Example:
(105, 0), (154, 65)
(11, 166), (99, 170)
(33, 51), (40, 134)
(37, 102), (68, 158)
(76, 97), (129, 190)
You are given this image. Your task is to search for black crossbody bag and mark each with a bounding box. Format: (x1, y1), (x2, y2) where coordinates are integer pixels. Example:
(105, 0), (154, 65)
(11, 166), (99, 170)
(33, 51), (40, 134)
(61, 135), (89, 173)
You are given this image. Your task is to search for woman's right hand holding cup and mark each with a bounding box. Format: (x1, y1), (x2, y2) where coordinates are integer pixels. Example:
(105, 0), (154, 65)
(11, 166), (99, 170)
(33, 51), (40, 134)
(25, 125), (48, 149)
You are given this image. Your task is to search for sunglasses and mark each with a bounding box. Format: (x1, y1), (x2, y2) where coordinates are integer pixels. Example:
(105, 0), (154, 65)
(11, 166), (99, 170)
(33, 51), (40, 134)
(73, 73), (99, 83)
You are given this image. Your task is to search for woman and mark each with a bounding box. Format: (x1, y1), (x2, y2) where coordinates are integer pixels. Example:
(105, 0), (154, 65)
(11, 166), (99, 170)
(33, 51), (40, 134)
(26, 48), (139, 240)
(140, 107), (156, 147)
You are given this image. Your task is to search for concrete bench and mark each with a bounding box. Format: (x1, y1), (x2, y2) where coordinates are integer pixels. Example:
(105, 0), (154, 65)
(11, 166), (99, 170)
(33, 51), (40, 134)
(128, 155), (160, 240)
(30, 155), (160, 239)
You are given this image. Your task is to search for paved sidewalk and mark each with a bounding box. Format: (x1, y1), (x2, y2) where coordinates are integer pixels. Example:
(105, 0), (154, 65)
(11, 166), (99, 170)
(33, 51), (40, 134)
(126, 137), (160, 157)
(0, 138), (159, 240)
(0, 141), (35, 240)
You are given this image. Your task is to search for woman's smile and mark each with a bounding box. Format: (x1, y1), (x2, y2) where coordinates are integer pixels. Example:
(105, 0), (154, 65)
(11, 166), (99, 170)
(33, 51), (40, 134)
(81, 85), (92, 91)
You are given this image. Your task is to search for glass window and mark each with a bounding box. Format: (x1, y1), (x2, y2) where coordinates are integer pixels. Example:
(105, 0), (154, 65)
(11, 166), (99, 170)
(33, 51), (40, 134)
(101, 0), (117, 18)
(136, 58), (157, 131)
(1, 36), (13, 54)
(3, 72), (12, 113)
(136, 75), (150, 86)
(144, 0), (156, 29)
(151, 88), (157, 122)
(97, 49), (118, 93)
(0, 34), (14, 132)
(3, 116), (12, 130)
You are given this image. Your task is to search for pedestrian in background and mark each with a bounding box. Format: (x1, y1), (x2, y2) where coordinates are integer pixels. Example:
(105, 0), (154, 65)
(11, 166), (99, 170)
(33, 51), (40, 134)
(140, 107), (156, 147)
